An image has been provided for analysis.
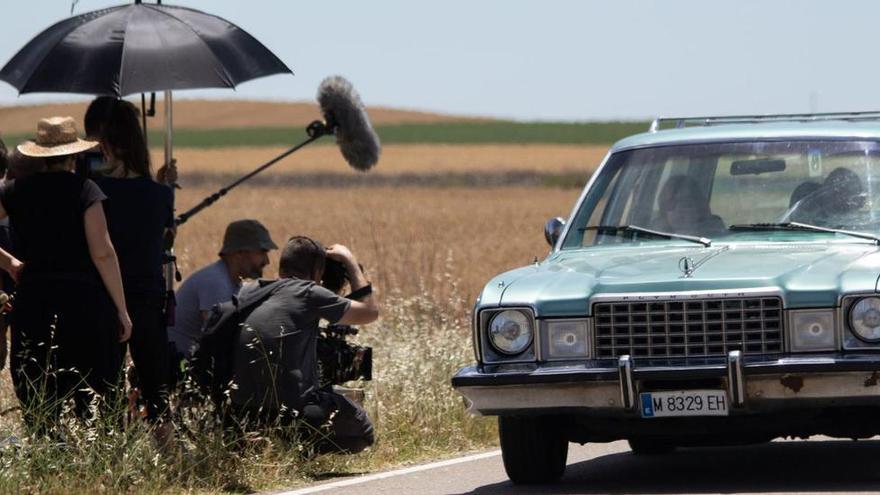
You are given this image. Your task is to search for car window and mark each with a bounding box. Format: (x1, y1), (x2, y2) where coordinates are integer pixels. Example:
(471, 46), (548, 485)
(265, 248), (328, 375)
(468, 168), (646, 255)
(562, 140), (880, 249)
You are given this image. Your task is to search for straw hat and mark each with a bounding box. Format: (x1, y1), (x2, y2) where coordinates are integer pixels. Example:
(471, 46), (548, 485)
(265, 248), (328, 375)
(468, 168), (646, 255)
(17, 116), (97, 158)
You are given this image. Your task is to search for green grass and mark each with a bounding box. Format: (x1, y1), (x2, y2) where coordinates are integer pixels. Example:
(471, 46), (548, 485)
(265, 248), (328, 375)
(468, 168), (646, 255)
(5, 121), (647, 149)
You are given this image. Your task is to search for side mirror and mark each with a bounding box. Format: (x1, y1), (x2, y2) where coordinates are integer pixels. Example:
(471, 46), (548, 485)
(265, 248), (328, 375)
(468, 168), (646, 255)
(544, 217), (566, 247)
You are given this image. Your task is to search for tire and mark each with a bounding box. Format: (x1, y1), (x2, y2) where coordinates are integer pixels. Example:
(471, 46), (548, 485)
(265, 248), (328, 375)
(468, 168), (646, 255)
(627, 438), (677, 455)
(498, 415), (568, 484)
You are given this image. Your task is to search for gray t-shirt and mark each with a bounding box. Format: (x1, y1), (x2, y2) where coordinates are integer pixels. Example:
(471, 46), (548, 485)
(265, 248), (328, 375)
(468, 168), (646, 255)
(169, 260), (240, 355)
(230, 278), (350, 412)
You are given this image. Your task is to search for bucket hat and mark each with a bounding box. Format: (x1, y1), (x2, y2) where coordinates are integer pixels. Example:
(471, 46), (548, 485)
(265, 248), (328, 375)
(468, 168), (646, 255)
(18, 116), (97, 158)
(219, 219), (278, 255)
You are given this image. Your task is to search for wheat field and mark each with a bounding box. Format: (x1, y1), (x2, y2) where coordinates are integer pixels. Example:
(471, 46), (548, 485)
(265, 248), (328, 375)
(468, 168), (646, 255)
(169, 144), (606, 177)
(174, 184), (581, 303)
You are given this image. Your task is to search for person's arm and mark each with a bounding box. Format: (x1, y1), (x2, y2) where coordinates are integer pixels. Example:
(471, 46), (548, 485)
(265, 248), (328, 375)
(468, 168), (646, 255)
(326, 245), (379, 325)
(0, 203), (22, 283)
(84, 201), (132, 342)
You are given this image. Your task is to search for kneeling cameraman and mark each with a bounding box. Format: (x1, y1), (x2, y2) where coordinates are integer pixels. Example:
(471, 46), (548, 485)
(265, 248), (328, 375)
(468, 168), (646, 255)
(229, 236), (378, 453)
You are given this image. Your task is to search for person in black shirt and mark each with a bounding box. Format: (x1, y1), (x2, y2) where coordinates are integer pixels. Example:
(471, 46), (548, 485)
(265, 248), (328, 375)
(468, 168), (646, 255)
(0, 116), (132, 431)
(87, 98), (175, 423)
(231, 236), (379, 454)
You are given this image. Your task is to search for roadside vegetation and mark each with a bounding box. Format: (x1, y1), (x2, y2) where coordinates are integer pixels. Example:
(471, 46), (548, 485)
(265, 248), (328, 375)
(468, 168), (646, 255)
(0, 181), (579, 493)
(0, 289), (493, 494)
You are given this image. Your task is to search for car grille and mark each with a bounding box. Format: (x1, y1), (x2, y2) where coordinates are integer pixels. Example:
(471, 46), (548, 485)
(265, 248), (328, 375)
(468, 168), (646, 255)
(593, 297), (783, 359)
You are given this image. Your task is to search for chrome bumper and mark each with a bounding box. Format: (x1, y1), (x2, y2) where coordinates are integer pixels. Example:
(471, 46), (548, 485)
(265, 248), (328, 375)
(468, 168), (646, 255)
(452, 352), (880, 415)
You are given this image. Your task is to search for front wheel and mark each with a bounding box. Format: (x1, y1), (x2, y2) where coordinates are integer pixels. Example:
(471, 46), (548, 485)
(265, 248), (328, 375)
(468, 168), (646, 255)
(498, 415), (568, 484)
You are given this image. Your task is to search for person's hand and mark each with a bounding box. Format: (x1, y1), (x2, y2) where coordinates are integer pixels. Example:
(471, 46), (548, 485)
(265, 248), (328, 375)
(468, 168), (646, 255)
(326, 244), (357, 266)
(163, 226), (177, 250)
(156, 158), (178, 185)
(118, 311), (133, 343)
(8, 259), (23, 284)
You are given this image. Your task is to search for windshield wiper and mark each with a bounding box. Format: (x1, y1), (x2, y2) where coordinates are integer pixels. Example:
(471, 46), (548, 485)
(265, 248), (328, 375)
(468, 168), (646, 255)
(729, 222), (880, 245)
(579, 224), (712, 247)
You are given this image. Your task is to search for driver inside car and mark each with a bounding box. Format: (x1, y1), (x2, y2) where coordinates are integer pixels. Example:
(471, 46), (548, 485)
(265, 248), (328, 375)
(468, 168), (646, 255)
(652, 175), (726, 237)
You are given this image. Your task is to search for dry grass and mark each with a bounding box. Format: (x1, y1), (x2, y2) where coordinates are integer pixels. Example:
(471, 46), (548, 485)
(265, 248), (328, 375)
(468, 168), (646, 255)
(168, 144), (607, 177)
(0, 100), (483, 134)
(174, 185), (580, 302)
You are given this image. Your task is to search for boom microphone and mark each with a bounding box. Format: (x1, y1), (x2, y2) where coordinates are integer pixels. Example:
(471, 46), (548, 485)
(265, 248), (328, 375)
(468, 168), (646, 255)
(317, 76), (381, 171)
(176, 76), (380, 226)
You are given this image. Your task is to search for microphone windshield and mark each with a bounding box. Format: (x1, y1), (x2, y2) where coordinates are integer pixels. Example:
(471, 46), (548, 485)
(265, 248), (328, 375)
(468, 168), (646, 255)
(317, 76), (380, 171)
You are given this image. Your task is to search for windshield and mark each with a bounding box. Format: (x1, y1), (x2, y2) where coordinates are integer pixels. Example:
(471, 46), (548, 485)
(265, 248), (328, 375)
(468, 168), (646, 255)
(561, 140), (880, 249)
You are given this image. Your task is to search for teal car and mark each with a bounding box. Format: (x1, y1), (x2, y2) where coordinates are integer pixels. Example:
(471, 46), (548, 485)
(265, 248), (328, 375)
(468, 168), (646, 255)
(452, 112), (880, 484)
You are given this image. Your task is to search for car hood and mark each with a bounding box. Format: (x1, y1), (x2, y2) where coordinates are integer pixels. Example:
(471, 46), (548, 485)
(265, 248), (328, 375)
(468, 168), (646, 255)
(482, 242), (880, 316)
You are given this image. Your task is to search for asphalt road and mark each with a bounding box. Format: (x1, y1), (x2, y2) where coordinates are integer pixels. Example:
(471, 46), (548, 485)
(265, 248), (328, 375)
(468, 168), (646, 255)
(279, 437), (880, 495)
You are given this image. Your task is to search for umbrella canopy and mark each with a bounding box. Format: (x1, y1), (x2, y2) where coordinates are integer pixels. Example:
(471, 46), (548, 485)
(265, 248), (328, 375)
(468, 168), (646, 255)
(0, 2), (292, 96)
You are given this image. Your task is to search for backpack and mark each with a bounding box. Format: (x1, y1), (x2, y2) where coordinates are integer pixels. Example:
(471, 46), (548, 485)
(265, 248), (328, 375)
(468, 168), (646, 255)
(191, 279), (289, 405)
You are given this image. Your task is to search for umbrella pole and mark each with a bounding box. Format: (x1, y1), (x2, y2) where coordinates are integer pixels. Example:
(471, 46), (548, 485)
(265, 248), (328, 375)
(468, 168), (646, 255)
(164, 90), (173, 171)
(141, 93), (148, 146)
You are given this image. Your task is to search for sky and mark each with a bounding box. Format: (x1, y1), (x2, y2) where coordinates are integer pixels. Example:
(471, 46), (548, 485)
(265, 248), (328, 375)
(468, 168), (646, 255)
(0, 0), (877, 121)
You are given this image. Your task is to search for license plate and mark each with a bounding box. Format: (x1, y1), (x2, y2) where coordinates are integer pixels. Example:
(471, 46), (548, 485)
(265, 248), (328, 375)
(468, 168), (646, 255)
(640, 390), (729, 418)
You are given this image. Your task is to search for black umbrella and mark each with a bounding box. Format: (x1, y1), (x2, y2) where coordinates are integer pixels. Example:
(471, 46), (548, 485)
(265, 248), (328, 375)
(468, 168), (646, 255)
(0, 2), (291, 96)
(0, 1), (292, 179)
(0, 1), (293, 309)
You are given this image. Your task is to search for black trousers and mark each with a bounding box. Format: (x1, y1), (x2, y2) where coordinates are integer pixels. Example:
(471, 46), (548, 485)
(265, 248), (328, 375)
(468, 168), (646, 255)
(302, 389), (375, 454)
(123, 292), (171, 421)
(231, 388), (374, 454)
(10, 280), (122, 431)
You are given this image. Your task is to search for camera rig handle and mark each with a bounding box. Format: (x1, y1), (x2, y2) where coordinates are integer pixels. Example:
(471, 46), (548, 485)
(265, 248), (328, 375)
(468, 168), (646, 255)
(175, 121), (334, 226)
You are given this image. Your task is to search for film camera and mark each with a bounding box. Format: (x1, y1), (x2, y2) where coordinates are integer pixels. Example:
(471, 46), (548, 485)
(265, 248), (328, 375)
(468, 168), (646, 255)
(317, 324), (372, 386)
(316, 257), (373, 386)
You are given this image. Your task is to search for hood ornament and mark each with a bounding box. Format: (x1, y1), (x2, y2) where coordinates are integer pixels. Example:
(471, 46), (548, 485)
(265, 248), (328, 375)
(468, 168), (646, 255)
(677, 246), (730, 278)
(679, 257), (696, 277)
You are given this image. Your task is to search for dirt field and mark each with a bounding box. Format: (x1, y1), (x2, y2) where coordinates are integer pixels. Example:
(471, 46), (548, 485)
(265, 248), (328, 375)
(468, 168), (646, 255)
(168, 143), (607, 177)
(0, 99), (483, 134)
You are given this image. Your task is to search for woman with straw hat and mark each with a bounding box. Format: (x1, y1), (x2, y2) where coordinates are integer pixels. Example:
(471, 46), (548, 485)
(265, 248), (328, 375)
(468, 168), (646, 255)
(0, 116), (132, 430)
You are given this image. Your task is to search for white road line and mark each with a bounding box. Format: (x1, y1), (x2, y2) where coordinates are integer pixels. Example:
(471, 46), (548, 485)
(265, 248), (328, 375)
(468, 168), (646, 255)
(275, 450), (502, 495)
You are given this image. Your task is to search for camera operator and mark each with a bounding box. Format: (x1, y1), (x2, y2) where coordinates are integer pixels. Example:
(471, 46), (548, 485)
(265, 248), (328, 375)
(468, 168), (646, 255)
(230, 236), (378, 454)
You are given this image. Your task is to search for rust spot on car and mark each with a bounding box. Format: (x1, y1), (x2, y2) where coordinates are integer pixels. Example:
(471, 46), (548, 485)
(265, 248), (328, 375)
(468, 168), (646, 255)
(780, 375), (804, 393)
(865, 371), (880, 387)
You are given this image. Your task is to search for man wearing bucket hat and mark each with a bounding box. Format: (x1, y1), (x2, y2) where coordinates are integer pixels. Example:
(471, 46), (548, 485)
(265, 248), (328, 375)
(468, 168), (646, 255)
(0, 116), (132, 429)
(168, 219), (277, 357)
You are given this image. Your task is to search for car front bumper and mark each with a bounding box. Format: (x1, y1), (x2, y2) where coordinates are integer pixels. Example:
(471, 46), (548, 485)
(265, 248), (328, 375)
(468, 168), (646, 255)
(452, 352), (880, 416)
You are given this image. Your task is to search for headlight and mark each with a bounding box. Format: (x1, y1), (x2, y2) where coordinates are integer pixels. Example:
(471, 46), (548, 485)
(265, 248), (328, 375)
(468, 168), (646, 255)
(788, 310), (836, 352)
(849, 297), (880, 342)
(488, 310), (533, 355)
(546, 320), (589, 359)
